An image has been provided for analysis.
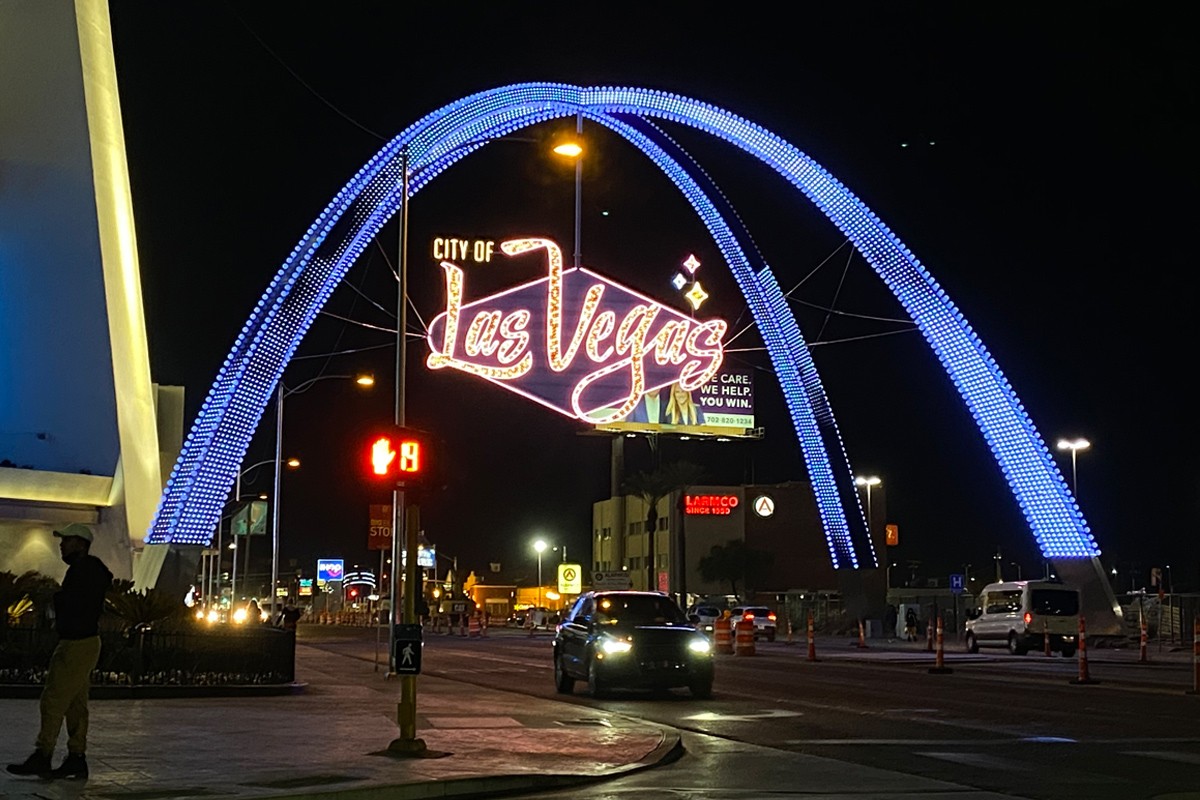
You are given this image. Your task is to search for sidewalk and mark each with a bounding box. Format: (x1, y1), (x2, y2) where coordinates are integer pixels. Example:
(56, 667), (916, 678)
(1, 642), (678, 800)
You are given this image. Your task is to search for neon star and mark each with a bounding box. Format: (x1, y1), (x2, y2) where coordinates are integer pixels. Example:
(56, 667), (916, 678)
(683, 254), (701, 274)
(671, 272), (688, 291)
(685, 281), (709, 310)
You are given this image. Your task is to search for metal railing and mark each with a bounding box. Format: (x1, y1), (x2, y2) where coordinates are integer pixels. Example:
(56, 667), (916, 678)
(0, 625), (295, 687)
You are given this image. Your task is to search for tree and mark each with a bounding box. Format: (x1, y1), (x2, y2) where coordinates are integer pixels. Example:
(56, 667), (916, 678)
(698, 540), (771, 599)
(622, 460), (706, 593)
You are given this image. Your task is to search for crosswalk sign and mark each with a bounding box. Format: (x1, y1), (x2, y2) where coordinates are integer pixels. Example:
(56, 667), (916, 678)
(393, 623), (422, 674)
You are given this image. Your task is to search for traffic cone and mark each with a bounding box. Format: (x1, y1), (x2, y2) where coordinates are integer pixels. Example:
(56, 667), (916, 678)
(785, 617), (795, 645)
(806, 612), (818, 662)
(1070, 616), (1098, 685)
(1189, 618), (1200, 695)
(928, 614), (953, 674)
(1138, 612), (1149, 664)
(856, 618), (869, 649)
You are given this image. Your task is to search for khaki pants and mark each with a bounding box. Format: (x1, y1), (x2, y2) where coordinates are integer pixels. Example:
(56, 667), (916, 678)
(36, 636), (102, 756)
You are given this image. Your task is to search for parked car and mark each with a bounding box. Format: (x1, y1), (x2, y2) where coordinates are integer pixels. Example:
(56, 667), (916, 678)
(553, 591), (715, 698)
(730, 605), (777, 641)
(964, 580), (1079, 656)
(686, 604), (723, 636)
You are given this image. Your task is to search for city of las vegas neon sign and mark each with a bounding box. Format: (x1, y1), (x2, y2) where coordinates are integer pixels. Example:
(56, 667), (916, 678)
(426, 238), (727, 424)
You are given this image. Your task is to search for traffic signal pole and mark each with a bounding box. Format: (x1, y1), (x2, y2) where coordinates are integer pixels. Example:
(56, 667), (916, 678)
(389, 499), (425, 753)
(386, 144), (427, 756)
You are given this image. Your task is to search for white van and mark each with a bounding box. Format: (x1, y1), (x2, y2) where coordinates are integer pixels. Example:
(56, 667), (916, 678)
(964, 580), (1079, 656)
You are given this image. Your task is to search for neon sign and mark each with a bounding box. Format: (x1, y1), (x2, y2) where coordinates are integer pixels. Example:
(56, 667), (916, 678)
(427, 238), (726, 423)
(685, 494), (740, 515)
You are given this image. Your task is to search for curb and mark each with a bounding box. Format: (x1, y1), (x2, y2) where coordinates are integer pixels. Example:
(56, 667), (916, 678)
(224, 728), (683, 800)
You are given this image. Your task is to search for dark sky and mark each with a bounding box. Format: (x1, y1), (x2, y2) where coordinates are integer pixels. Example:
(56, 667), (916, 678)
(106, 4), (1196, 590)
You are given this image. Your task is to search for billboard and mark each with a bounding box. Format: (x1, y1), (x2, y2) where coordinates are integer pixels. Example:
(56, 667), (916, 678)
(317, 558), (344, 587)
(231, 499), (268, 536)
(591, 367), (756, 438)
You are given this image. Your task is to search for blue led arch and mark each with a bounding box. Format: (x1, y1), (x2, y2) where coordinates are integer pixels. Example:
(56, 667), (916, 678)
(147, 83), (1099, 565)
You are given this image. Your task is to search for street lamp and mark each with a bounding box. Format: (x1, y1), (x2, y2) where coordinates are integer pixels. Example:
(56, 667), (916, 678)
(1055, 437), (1090, 494)
(533, 539), (548, 608)
(270, 373), (373, 610)
(552, 118), (584, 268)
(854, 475), (881, 535)
(227, 460), (296, 604)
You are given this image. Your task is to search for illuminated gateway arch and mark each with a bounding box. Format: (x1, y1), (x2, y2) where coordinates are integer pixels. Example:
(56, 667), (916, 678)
(146, 83), (1117, 626)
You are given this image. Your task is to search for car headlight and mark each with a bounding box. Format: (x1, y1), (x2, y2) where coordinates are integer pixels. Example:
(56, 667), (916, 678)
(688, 636), (713, 654)
(600, 637), (633, 655)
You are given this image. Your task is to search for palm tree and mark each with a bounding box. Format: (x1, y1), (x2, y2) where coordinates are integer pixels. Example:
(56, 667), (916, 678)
(622, 460), (706, 593)
(698, 539), (771, 598)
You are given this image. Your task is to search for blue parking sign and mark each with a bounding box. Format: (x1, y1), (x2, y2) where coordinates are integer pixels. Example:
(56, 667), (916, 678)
(950, 573), (965, 594)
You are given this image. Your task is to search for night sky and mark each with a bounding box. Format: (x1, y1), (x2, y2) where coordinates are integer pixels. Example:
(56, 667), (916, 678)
(105, 4), (1196, 591)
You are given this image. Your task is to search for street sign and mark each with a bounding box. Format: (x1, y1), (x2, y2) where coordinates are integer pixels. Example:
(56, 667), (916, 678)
(885, 524), (899, 546)
(558, 563), (582, 594)
(368, 504), (392, 551)
(950, 573), (965, 594)
(393, 623), (422, 674)
(592, 570), (633, 591)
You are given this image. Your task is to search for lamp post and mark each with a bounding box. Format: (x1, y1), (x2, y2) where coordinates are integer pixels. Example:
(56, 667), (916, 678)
(1055, 437), (1090, 494)
(534, 539), (548, 608)
(552, 115), (584, 268)
(270, 373), (373, 611)
(228, 459), (293, 604)
(854, 475), (881, 535)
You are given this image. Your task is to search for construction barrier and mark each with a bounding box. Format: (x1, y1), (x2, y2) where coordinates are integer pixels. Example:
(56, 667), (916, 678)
(785, 617), (795, 645)
(734, 618), (756, 656)
(1139, 613), (1149, 663)
(460, 614), (468, 637)
(714, 616), (733, 654)
(926, 617), (934, 652)
(806, 612), (817, 662)
(1044, 619), (1052, 657)
(929, 614), (953, 674)
(1071, 616), (1098, 684)
(468, 615), (481, 638)
(481, 614), (488, 637)
(1191, 618), (1200, 695)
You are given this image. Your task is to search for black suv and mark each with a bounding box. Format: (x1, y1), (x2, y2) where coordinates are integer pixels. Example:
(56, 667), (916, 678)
(552, 591), (715, 698)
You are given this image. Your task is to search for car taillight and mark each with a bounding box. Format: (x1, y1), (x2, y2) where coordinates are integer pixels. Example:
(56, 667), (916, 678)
(1023, 612), (1032, 625)
(768, 613), (777, 622)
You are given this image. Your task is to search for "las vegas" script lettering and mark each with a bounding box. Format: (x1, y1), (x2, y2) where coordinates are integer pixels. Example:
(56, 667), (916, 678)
(427, 238), (727, 424)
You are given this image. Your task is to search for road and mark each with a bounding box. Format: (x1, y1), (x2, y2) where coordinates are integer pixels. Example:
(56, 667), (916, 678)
(302, 624), (1200, 799)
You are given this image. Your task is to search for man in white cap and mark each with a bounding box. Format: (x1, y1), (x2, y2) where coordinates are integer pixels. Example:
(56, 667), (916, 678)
(6, 523), (112, 780)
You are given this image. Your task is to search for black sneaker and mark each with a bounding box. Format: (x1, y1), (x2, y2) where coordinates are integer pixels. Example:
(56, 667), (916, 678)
(49, 753), (88, 780)
(6, 750), (52, 777)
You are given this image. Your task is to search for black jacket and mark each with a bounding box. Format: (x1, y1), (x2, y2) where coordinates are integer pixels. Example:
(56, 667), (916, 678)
(54, 554), (113, 639)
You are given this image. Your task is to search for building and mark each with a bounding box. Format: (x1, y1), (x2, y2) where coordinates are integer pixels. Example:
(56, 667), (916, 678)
(593, 480), (888, 610)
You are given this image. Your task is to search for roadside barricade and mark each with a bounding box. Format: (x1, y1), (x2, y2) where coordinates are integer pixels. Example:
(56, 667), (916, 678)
(714, 616), (733, 654)
(734, 618), (755, 656)
(468, 615), (481, 638)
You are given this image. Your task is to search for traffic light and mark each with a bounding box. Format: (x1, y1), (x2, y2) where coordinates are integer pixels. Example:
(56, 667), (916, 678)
(364, 426), (432, 485)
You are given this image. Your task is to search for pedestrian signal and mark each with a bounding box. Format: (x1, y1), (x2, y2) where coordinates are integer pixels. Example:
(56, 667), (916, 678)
(364, 427), (432, 485)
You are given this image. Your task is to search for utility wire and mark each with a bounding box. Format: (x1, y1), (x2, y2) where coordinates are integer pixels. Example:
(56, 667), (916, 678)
(228, 4), (386, 142)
